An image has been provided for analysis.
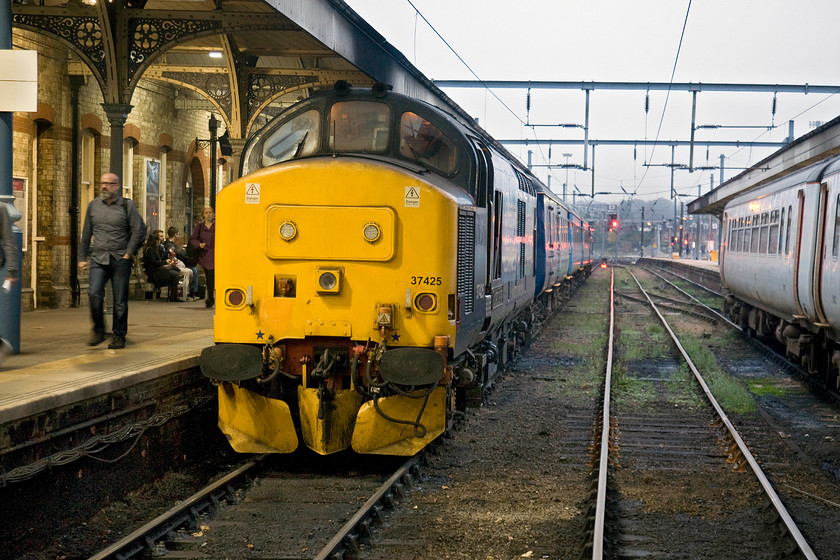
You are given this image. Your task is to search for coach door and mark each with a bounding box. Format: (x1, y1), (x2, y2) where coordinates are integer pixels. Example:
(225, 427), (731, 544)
(794, 184), (829, 325)
(812, 183), (830, 327)
(819, 184), (840, 328)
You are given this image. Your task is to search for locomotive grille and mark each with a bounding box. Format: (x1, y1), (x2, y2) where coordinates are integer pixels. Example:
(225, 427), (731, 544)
(458, 210), (475, 315)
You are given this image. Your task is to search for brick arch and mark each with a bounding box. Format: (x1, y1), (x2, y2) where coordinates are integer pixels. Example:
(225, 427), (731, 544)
(81, 113), (103, 135)
(31, 101), (55, 126)
(159, 133), (174, 151)
(123, 123), (141, 143)
(187, 139), (209, 170)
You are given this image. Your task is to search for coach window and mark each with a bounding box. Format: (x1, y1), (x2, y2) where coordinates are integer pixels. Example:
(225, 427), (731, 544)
(758, 212), (769, 254)
(400, 112), (457, 174)
(768, 210), (779, 254)
(833, 194), (840, 257)
(744, 225), (753, 254)
(778, 208), (785, 254)
(262, 109), (320, 166)
(785, 205), (793, 255)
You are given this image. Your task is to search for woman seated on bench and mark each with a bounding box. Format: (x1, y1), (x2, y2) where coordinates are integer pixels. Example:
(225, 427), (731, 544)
(142, 230), (180, 302)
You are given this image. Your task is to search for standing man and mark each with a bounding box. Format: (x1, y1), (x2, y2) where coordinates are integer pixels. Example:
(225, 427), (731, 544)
(79, 173), (145, 349)
(0, 201), (17, 363)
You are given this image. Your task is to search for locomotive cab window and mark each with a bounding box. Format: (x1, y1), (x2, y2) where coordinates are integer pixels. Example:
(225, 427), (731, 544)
(400, 112), (457, 174)
(329, 101), (391, 153)
(261, 109), (320, 166)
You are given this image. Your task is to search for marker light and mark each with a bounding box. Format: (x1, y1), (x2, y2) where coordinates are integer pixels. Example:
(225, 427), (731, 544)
(226, 288), (246, 307)
(363, 222), (381, 243)
(414, 292), (438, 312)
(279, 221), (297, 241)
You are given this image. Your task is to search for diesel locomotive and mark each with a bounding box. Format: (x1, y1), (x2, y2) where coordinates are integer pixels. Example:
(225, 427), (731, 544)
(199, 82), (592, 455)
(721, 153), (840, 391)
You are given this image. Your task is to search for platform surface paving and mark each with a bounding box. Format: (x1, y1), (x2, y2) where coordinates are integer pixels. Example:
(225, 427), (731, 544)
(0, 299), (214, 423)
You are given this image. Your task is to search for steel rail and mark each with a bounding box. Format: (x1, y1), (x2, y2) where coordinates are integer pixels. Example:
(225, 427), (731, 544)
(87, 458), (262, 560)
(647, 266), (840, 406)
(590, 269), (615, 560)
(627, 269), (818, 560)
(642, 266), (736, 328)
(645, 265), (724, 298)
(313, 455), (420, 560)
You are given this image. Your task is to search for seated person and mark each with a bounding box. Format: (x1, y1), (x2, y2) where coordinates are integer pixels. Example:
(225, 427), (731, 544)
(163, 226), (198, 299)
(166, 246), (194, 301)
(142, 230), (180, 301)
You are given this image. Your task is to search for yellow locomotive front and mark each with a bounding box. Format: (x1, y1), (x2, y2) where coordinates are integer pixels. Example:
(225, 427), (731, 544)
(201, 87), (476, 455)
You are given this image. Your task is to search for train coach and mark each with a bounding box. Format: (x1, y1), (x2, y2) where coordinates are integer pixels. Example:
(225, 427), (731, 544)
(721, 154), (840, 391)
(199, 82), (591, 456)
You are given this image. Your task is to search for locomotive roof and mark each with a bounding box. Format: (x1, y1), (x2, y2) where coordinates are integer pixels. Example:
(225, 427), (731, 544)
(242, 83), (588, 227)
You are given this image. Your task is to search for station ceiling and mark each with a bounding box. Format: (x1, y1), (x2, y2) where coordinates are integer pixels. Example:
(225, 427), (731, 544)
(11, 0), (471, 141)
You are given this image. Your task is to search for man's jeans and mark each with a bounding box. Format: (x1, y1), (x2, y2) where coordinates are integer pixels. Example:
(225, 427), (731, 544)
(89, 257), (132, 337)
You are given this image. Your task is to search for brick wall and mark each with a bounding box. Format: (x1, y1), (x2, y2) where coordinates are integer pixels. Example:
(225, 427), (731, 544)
(11, 29), (228, 310)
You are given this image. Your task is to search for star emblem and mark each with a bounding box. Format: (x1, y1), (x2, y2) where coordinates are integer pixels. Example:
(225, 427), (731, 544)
(391, 332), (400, 342)
(256, 330), (264, 339)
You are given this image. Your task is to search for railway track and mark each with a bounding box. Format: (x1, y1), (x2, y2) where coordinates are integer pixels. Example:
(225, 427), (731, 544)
(584, 266), (819, 558)
(87, 454), (421, 560)
(645, 264), (840, 406)
(36, 265), (836, 559)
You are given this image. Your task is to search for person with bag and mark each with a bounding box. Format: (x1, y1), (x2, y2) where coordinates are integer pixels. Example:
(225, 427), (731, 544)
(79, 173), (145, 349)
(190, 206), (215, 308)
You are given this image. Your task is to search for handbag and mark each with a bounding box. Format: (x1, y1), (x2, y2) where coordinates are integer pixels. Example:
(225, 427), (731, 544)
(185, 242), (203, 267)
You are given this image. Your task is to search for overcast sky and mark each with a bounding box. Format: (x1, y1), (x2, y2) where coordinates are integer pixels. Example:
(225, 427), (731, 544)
(345, 0), (840, 204)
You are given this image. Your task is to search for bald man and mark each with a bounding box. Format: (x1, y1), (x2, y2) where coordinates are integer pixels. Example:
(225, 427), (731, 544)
(79, 173), (145, 349)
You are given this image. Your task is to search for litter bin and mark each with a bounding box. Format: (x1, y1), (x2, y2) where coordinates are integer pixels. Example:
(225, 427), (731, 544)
(710, 250), (718, 262)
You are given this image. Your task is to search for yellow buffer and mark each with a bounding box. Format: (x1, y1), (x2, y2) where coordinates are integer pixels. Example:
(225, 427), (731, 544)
(351, 387), (447, 455)
(218, 383), (298, 453)
(298, 387), (364, 455)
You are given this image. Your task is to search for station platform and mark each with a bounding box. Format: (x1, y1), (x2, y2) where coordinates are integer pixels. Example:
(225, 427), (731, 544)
(645, 255), (720, 271)
(636, 255), (722, 292)
(0, 298), (213, 427)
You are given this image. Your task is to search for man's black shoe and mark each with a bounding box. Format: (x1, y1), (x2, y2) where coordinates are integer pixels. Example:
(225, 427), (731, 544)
(108, 336), (126, 349)
(88, 332), (106, 346)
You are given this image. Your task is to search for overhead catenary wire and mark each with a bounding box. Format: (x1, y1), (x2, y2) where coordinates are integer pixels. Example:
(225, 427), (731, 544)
(635, 0), (693, 196)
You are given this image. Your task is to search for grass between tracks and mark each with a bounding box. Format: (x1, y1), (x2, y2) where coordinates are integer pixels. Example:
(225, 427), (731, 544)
(547, 270), (611, 398)
(614, 267), (756, 414)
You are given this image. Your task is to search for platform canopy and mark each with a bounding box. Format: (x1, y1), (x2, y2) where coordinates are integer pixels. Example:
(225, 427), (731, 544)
(689, 115), (840, 217)
(11, 0), (477, 143)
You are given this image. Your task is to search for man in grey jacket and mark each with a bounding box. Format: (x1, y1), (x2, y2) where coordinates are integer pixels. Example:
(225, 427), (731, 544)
(0, 201), (17, 363)
(79, 173), (145, 349)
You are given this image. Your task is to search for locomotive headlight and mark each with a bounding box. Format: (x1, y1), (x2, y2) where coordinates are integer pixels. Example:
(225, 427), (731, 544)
(316, 268), (341, 294)
(279, 220), (297, 241)
(363, 222), (381, 243)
